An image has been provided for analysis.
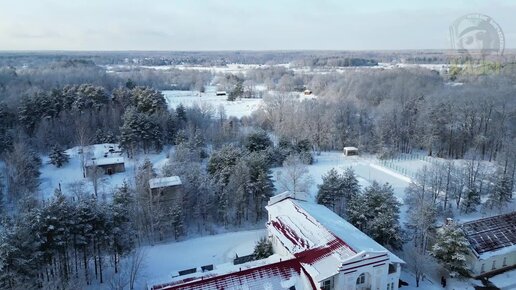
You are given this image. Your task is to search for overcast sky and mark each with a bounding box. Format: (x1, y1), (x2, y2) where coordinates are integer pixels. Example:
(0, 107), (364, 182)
(0, 0), (515, 51)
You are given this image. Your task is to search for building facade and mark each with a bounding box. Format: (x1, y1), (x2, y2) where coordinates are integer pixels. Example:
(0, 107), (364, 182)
(267, 192), (403, 290)
(462, 212), (516, 277)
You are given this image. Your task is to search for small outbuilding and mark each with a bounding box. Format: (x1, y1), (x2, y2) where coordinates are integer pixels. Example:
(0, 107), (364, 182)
(303, 89), (312, 95)
(216, 91), (227, 96)
(343, 146), (359, 156)
(85, 157), (125, 176)
(149, 176), (183, 203)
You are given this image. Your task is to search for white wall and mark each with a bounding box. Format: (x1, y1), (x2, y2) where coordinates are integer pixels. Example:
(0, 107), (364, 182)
(468, 250), (516, 277)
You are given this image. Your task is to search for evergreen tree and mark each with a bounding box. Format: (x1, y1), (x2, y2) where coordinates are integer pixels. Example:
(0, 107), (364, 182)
(253, 237), (273, 260)
(5, 142), (42, 198)
(111, 182), (136, 273)
(227, 79), (243, 101)
(431, 224), (470, 277)
(362, 182), (403, 249)
(49, 145), (70, 168)
(207, 145), (243, 186)
(175, 104), (187, 124)
(461, 187), (481, 213)
(244, 131), (272, 152)
(245, 152), (274, 222)
(342, 168), (360, 200)
(131, 86), (167, 114)
(486, 172), (512, 210)
(316, 168), (344, 211)
(120, 108), (163, 156)
(125, 78), (136, 90)
(171, 203), (184, 240)
(0, 216), (43, 289)
(346, 193), (367, 231)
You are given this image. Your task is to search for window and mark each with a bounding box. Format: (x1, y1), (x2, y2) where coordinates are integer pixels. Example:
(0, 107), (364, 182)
(391, 282), (394, 290)
(387, 283), (391, 290)
(321, 279), (332, 290)
(503, 257), (507, 267)
(492, 260), (496, 270)
(356, 273), (366, 285)
(481, 263), (485, 273)
(388, 264), (397, 274)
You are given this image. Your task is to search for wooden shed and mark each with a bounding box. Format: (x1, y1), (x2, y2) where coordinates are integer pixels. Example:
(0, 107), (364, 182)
(343, 146), (359, 156)
(85, 157), (125, 176)
(149, 176), (183, 203)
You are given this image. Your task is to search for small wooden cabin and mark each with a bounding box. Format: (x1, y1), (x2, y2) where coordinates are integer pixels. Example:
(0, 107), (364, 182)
(343, 146), (359, 156)
(216, 91), (227, 96)
(85, 157), (125, 176)
(303, 89), (312, 95)
(149, 176), (183, 203)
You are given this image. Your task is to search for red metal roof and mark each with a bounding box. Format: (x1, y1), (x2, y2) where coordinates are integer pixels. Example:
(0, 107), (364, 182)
(151, 258), (307, 290)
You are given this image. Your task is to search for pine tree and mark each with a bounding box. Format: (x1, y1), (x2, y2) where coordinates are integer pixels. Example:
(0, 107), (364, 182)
(253, 237), (273, 260)
(49, 145), (70, 168)
(111, 182), (136, 273)
(461, 187), (480, 213)
(245, 152), (274, 222)
(316, 168), (344, 211)
(486, 173), (512, 210)
(431, 224), (470, 277)
(363, 182), (403, 249)
(227, 79), (243, 101)
(342, 168), (360, 200)
(346, 193), (367, 231)
(171, 204), (184, 240)
(244, 131), (272, 152)
(207, 145), (243, 186)
(175, 104), (187, 124)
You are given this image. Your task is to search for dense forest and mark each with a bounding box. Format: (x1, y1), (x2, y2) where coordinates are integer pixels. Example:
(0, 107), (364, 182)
(0, 51), (514, 289)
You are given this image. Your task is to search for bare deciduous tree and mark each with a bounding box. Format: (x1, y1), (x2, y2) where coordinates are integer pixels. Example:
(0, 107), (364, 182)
(276, 154), (312, 193)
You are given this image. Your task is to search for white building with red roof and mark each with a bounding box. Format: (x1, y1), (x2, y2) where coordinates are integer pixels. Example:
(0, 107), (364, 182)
(267, 191), (404, 290)
(148, 191), (404, 290)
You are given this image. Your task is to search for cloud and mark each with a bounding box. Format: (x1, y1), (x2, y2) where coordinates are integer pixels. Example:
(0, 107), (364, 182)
(0, 0), (514, 50)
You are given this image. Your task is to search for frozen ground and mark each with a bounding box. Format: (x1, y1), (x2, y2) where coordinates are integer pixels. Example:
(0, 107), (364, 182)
(39, 143), (168, 201)
(400, 271), (482, 290)
(162, 88), (263, 119)
(162, 85), (317, 119)
(272, 152), (412, 202)
(490, 268), (516, 290)
(141, 229), (266, 287)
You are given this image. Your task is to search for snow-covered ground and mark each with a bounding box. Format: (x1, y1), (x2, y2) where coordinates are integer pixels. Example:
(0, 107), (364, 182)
(490, 268), (516, 290)
(162, 87), (263, 119)
(39, 143), (168, 200)
(163, 85), (318, 119)
(273, 152), (411, 202)
(141, 229), (266, 287)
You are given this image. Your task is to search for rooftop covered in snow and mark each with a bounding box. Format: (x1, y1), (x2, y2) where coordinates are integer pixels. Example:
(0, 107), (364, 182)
(149, 176), (182, 189)
(266, 192), (404, 266)
(84, 156), (124, 167)
(462, 211), (516, 258)
(148, 255), (309, 290)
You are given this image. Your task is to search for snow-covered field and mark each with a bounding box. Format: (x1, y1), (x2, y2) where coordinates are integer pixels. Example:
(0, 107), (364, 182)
(162, 88), (263, 119)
